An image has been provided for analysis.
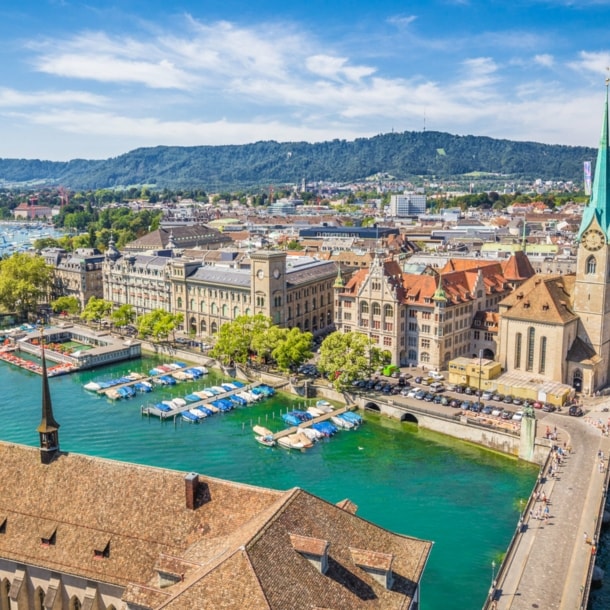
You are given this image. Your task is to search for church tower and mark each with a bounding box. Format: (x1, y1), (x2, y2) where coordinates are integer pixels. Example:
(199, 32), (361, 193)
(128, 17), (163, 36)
(37, 332), (60, 464)
(573, 83), (610, 388)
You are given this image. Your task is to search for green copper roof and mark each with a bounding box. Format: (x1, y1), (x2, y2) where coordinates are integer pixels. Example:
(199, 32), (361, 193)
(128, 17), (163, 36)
(433, 277), (447, 302)
(579, 87), (610, 239)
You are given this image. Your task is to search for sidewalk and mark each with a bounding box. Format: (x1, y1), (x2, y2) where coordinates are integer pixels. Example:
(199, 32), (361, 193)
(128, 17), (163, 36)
(493, 408), (610, 610)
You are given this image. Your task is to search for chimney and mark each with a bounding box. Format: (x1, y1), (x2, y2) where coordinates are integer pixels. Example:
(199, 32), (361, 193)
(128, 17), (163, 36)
(290, 534), (330, 574)
(185, 472), (199, 510)
(350, 548), (394, 589)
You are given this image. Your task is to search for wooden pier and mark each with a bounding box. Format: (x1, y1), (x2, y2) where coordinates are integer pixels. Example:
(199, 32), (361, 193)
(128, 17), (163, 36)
(141, 382), (263, 420)
(271, 405), (351, 440)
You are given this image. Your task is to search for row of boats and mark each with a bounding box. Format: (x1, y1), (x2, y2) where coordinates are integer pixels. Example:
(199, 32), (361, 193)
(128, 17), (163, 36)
(253, 400), (363, 450)
(156, 382), (276, 422)
(83, 362), (210, 399)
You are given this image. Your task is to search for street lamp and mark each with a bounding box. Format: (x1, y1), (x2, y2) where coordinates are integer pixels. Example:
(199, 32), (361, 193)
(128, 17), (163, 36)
(478, 348), (484, 407)
(491, 559), (496, 589)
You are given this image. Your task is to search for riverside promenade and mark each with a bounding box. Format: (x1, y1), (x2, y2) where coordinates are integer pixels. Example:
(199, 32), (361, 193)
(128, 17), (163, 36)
(489, 404), (610, 610)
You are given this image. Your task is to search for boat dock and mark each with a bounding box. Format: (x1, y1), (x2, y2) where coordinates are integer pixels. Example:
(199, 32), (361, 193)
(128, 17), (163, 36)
(272, 405), (352, 440)
(141, 382), (263, 420)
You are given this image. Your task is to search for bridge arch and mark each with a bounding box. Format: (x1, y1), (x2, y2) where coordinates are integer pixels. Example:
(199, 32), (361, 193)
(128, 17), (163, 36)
(363, 402), (380, 412)
(400, 412), (419, 424)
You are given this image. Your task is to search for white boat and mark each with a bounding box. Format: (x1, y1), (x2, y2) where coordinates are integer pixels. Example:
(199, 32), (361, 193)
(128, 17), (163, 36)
(278, 435), (306, 450)
(204, 403), (220, 413)
(256, 435), (276, 447)
(238, 391), (254, 404)
(307, 406), (324, 417)
(105, 389), (120, 400)
(193, 366), (209, 375)
(172, 371), (188, 381)
(162, 400), (176, 410)
(189, 408), (207, 420)
(315, 400), (334, 413)
(84, 382), (101, 391)
(172, 398), (187, 408)
(210, 386), (226, 394)
(301, 428), (322, 441)
(331, 415), (354, 430)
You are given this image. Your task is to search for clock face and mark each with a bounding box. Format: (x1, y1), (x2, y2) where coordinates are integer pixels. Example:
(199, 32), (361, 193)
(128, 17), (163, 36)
(583, 228), (605, 251)
(257, 269), (264, 279)
(273, 268), (281, 279)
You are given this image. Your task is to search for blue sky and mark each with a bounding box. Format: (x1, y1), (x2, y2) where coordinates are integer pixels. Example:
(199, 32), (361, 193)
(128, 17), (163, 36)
(1, 0), (610, 160)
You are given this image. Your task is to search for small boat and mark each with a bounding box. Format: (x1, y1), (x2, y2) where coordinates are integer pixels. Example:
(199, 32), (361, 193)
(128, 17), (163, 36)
(105, 389), (121, 400)
(84, 381), (101, 391)
(312, 421), (338, 437)
(253, 425), (273, 437)
(315, 400), (334, 413)
(340, 411), (363, 426)
(192, 366), (208, 375)
(155, 402), (172, 413)
(210, 386), (226, 395)
(181, 411), (200, 423)
(301, 428), (322, 442)
(331, 415), (354, 429)
(172, 371), (188, 381)
(185, 393), (202, 402)
(222, 383), (237, 391)
(171, 398), (187, 408)
(255, 435), (276, 447)
(191, 407), (210, 418)
(204, 403), (220, 413)
(307, 406), (325, 417)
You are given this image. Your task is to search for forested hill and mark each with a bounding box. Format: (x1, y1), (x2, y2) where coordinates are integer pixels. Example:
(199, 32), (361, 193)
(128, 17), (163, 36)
(0, 130), (596, 190)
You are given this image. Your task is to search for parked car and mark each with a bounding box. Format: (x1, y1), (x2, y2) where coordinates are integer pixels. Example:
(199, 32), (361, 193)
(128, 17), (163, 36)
(440, 396), (450, 406)
(542, 403), (556, 413)
(492, 393), (505, 402)
(482, 404), (494, 415)
(449, 398), (461, 408)
(512, 411), (524, 421)
(445, 383), (457, 392)
(471, 401), (484, 413)
(455, 384), (467, 394)
(407, 387), (420, 398)
(433, 394), (444, 404)
(464, 386), (474, 395)
(503, 395), (514, 404)
(415, 390), (427, 400)
(414, 376), (423, 383)
(424, 392), (435, 402)
(569, 405), (584, 417)
(501, 410), (514, 420)
(512, 397), (523, 406)
(481, 390), (493, 400)
(533, 401), (544, 409)
(491, 407), (504, 417)
(461, 400), (473, 410)
(429, 371), (444, 381)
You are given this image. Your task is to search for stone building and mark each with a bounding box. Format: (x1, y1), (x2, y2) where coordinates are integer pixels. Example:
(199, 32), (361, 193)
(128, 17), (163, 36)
(335, 253), (533, 370)
(54, 249), (105, 309)
(497, 89), (610, 395)
(0, 345), (431, 610)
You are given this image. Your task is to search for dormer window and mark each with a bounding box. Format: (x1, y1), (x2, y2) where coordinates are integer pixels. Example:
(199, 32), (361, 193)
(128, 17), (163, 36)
(41, 527), (57, 547)
(94, 541), (111, 560)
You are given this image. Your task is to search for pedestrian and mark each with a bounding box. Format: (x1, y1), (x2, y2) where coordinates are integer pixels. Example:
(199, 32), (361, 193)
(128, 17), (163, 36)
(585, 531), (589, 543)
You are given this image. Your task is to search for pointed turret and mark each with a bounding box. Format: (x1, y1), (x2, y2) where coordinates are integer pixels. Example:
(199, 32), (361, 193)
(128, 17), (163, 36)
(579, 85), (610, 239)
(333, 267), (345, 289)
(105, 234), (121, 262)
(432, 274), (447, 303)
(37, 331), (60, 464)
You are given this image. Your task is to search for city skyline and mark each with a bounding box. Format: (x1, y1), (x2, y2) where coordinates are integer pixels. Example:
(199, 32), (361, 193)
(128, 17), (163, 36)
(1, 0), (609, 161)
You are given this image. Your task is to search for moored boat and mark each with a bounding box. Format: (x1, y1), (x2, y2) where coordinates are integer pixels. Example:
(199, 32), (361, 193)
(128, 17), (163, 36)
(253, 425), (273, 437)
(255, 435), (276, 447)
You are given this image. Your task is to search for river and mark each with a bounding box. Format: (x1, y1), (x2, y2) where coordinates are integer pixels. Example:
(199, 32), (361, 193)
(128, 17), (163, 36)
(0, 353), (538, 609)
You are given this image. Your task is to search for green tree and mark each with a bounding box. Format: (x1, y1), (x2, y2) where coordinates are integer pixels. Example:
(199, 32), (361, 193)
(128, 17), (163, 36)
(50, 295), (81, 316)
(271, 327), (313, 372)
(137, 309), (183, 342)
(111, 304), (136, 329)
(80, 296), (113, 327)
(317, 331), (383, 390)
(0, 253), (54, 319)
(210, 314), (272, 365)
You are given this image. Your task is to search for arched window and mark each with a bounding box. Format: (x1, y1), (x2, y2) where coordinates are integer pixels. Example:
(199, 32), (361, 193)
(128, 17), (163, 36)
(384, 304), (394, 318)
(360, 302), (369, 314)
(372, 302), (381, 316)
(69, 596), (81, 610)
(221, 304), (228, 317)
(200, 300), (206, 313)
(515, 333), (522, 369)
(539, 336), (547, 374)
(176, 297), (183, 309)
(189, 317), (197, 334)
(312, 297), (316, 309)
(189, 299), (194, 311)
(233, 306), (239, 318)
(245, 308), (252, 316)
(211, 303), (217, 315)
(420, 352), (430, 363)
(320, 294), (324, 307)
(200, 320), (207, 333)
(34, 587), (45, 610)
(211, 321), (218, 334)
(526, 327), (535, 372)
(304, 319), (310, 330)
(587, 256), (597, 274)
(0, 579), (10, 610)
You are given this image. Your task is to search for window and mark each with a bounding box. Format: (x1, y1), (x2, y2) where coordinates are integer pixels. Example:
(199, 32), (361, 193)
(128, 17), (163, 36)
(474, 330), (480, 340)
(200, 300), (206, 313)
(408, 322), (417, 332)
(372, 302), (381, 316)
(484, 332), (493, 341)
(539, 336), (547, 373)
(344, 312), (351, 320)
(384, 322), (393, 331)
(421, 338), (431, 348)
(527, 327), (535, 371)
(421, 352), (430, 363)
(372, 281), (381, 291)
(360, 302), (369, 314)
(372, 320), (381, 329)
(421, 325), (431, 334)
(383, 336), (392, 346)
(515, 333), (522, 368)
(409, 310), (417, 318)
(422, 312), (431, 320)
(384, 304), (393, 318)
(222, 304), (228, 317)
(408, 336), (417, 347)
(177, 297), (183, 308)
(586, 256), (597, 274)
(408, 349), (417, 361)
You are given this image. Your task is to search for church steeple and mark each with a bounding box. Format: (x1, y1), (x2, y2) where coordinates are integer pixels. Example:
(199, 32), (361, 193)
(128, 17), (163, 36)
(579, 82), (610, 239)
(37, 330), (60, 464)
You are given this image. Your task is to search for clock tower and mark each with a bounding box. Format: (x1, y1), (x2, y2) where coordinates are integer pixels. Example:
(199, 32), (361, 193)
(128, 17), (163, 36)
(573, 83), (610, 388)
(250, 250), (287, 325)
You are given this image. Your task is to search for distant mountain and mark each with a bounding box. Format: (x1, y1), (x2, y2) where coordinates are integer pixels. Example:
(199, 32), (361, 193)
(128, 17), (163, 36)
(0, 131), (596, 190)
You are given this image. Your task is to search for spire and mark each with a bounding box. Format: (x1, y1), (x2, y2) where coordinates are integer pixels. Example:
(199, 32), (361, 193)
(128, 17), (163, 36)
(432, 274), (447, 302)
(579, 82), (610, 238)
(333, 267), (345, 289)
(37, 330), (60, 464)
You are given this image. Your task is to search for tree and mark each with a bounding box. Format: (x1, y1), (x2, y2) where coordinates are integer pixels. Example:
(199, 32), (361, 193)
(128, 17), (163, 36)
(317, 331), (383, 390)
(80, 296), (113, 327)
(210, 314), (272, 365)
(0, 253), (54, 319)
(137, 309), (183, 342)
(271, 327), (313, 372)
(111, 304), (136, 329)
(50, 296), (81, 316)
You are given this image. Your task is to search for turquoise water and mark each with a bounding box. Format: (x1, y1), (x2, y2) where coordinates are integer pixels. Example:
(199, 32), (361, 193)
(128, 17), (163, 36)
(0, 354), (537, 609)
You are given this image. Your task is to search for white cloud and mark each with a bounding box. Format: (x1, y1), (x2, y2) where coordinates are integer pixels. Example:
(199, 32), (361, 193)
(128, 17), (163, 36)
(0, 87), (107, 107)
(305, 55), (376, 82)
(567, 51), (610, 80)
(387, 15), (418, 27)
(534, 54), (554, 67)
